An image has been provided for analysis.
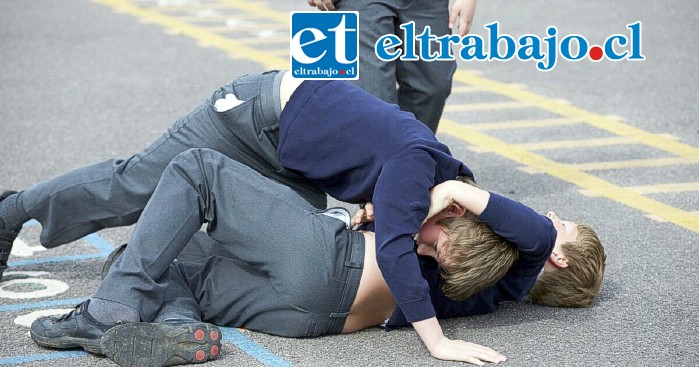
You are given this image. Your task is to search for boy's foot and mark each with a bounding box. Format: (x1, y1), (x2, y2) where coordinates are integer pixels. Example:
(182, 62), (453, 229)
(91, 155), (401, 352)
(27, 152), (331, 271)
(30, 300), (113, 354)
(101, 321), (222, 367)
(101, 243), (127, 280)
(0, 190), (20, 282)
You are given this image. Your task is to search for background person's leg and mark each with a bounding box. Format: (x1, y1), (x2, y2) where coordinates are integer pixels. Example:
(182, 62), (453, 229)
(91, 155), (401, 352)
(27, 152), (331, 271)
(395, 0), (455, 132)
(338, 0), (399, 105)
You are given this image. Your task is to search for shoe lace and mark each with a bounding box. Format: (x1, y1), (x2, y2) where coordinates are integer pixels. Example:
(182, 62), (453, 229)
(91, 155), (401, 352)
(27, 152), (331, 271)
(56, 301), (87, 322)
(56, 309), (76, 322)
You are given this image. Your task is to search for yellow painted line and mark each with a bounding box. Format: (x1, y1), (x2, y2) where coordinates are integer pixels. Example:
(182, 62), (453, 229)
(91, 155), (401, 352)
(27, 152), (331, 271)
(463, 117), (581, 131)
(452, 71), (699, 161)
(645, 212), (699, 223)
(443, 101), (529, 112)
(568, 157), (699, 171)
(173, 15), (255, 23)
(266, 48), (290, 58)
(625, 182), (699, 195)
(153, 3), (235, 11)
(221, 0), (291, 25)
(200, 23), (287, 33)
(234, 36), (288, 45)
(451, 86), (483, 94)
(514, 136), (637, 151)
(439, 119), (699, 233)
(93, 0), (287, 69)
(174, 19), (287, 32)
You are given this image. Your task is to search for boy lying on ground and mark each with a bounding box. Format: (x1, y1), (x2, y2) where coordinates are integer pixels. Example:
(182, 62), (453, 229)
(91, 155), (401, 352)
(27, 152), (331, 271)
(29, 150), (605, 366)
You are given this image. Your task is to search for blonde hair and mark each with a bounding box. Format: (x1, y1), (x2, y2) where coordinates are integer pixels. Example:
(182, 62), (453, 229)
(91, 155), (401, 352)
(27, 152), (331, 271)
(529, 224), (606, 307)
(439, 216), (519, 301)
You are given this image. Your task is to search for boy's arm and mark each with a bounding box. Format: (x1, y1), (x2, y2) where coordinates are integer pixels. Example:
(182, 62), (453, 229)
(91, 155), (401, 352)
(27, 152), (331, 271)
(373, 153), (504, 364)
(426, 180), (489, 221)
(429, 180), (555, 255)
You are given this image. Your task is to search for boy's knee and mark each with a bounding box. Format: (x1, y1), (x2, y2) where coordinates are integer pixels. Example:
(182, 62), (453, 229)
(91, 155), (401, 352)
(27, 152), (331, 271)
(425, 74), (454, 102)
(167, 149), (216, 179)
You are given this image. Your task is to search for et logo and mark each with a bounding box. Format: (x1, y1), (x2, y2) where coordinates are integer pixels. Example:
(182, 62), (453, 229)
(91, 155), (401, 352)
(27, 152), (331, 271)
(290, 12), (359, 80)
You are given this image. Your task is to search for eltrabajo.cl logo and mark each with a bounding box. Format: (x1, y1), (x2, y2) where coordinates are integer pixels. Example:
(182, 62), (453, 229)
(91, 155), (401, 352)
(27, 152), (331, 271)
(375, 21), (645, 71)
(290, 12), (359, 79)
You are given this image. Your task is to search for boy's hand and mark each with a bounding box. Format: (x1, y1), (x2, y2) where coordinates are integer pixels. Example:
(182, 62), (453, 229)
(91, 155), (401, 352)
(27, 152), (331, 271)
(426, 180), (489, 225)
(429, 337), (506, 365)
(449, 0), (477, 37)
(307, 0), (337, 11)
(351, 202), (375, 227)
(425, 181), (459, 224)
(413, 317), (505, 365)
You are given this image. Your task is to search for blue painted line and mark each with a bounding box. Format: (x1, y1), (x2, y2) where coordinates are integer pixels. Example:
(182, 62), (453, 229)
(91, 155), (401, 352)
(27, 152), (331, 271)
(8, 231), (115, 266)
(0, 351), (89, 365)
(8, 253), (105, 267)
(0, 297), (86, 312)
(221, 327), (293, 367)
(85, 233), (118, 256)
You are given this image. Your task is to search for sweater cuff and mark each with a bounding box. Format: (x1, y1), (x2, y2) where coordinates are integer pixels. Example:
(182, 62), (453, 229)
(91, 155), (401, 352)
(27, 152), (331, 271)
(399, 297), (436, 323)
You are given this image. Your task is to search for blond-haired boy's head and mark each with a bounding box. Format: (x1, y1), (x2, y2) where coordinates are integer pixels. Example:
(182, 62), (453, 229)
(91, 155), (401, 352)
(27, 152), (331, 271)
(529, 221), (606, 308)
(438, 216), (519, 301)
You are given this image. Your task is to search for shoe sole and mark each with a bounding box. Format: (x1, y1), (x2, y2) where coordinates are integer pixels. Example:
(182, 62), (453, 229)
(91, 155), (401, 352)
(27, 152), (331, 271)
(29, 328), (102, 354)
(101, 322), (221, 367)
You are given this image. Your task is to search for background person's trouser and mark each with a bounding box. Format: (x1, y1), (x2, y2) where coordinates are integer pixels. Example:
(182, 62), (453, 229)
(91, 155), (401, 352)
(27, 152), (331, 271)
(95, 149), (364, 337)
(17, 71), (326, 248)
(338, 0), (456, 132)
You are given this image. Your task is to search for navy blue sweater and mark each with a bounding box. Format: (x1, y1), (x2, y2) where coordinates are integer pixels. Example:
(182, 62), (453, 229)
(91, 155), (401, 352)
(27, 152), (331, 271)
(385, 193), (557, 327)
(278, 80), (473, 323)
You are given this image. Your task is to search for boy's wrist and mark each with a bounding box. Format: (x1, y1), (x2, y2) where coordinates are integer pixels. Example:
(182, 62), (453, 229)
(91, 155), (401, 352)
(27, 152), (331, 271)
(412, 317), (445, 351)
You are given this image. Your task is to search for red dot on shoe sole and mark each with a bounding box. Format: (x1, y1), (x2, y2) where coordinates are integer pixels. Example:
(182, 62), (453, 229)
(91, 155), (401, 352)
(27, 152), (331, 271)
(194, 330), (205, 341)
(211, 344), (220, 356)
(195, 350), (206, 361)
(210, 330), (220, 341)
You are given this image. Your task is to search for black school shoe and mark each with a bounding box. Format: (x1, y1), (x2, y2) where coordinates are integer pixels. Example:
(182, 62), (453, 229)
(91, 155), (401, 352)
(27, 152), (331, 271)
(0, 190), (20, 282)
(101, 321), (222, 367)
(30, 300), (112, 354)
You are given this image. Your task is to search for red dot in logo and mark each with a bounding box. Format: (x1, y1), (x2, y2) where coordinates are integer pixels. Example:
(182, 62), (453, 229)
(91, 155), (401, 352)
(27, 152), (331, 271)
(340, 69), (345, 75)
(589, 46), (604, 61)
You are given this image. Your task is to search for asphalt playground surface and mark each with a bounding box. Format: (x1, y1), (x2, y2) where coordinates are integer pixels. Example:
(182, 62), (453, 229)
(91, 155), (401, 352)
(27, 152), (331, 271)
(1, 0), (697, 366)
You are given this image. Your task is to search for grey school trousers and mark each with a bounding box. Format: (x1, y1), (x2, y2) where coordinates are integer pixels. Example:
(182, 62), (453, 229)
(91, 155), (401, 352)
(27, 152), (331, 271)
(17, 71), (326, 248)
(337, 0), (456, 132)
(96, 149), (365, 337)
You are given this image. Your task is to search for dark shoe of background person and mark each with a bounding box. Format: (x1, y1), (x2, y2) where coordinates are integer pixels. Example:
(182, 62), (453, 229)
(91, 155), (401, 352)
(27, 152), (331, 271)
(0, 190), (20, 282)
(101, 320), (222, 367)
(101, 243), (128, 280)
(30, 300), (113, 354)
